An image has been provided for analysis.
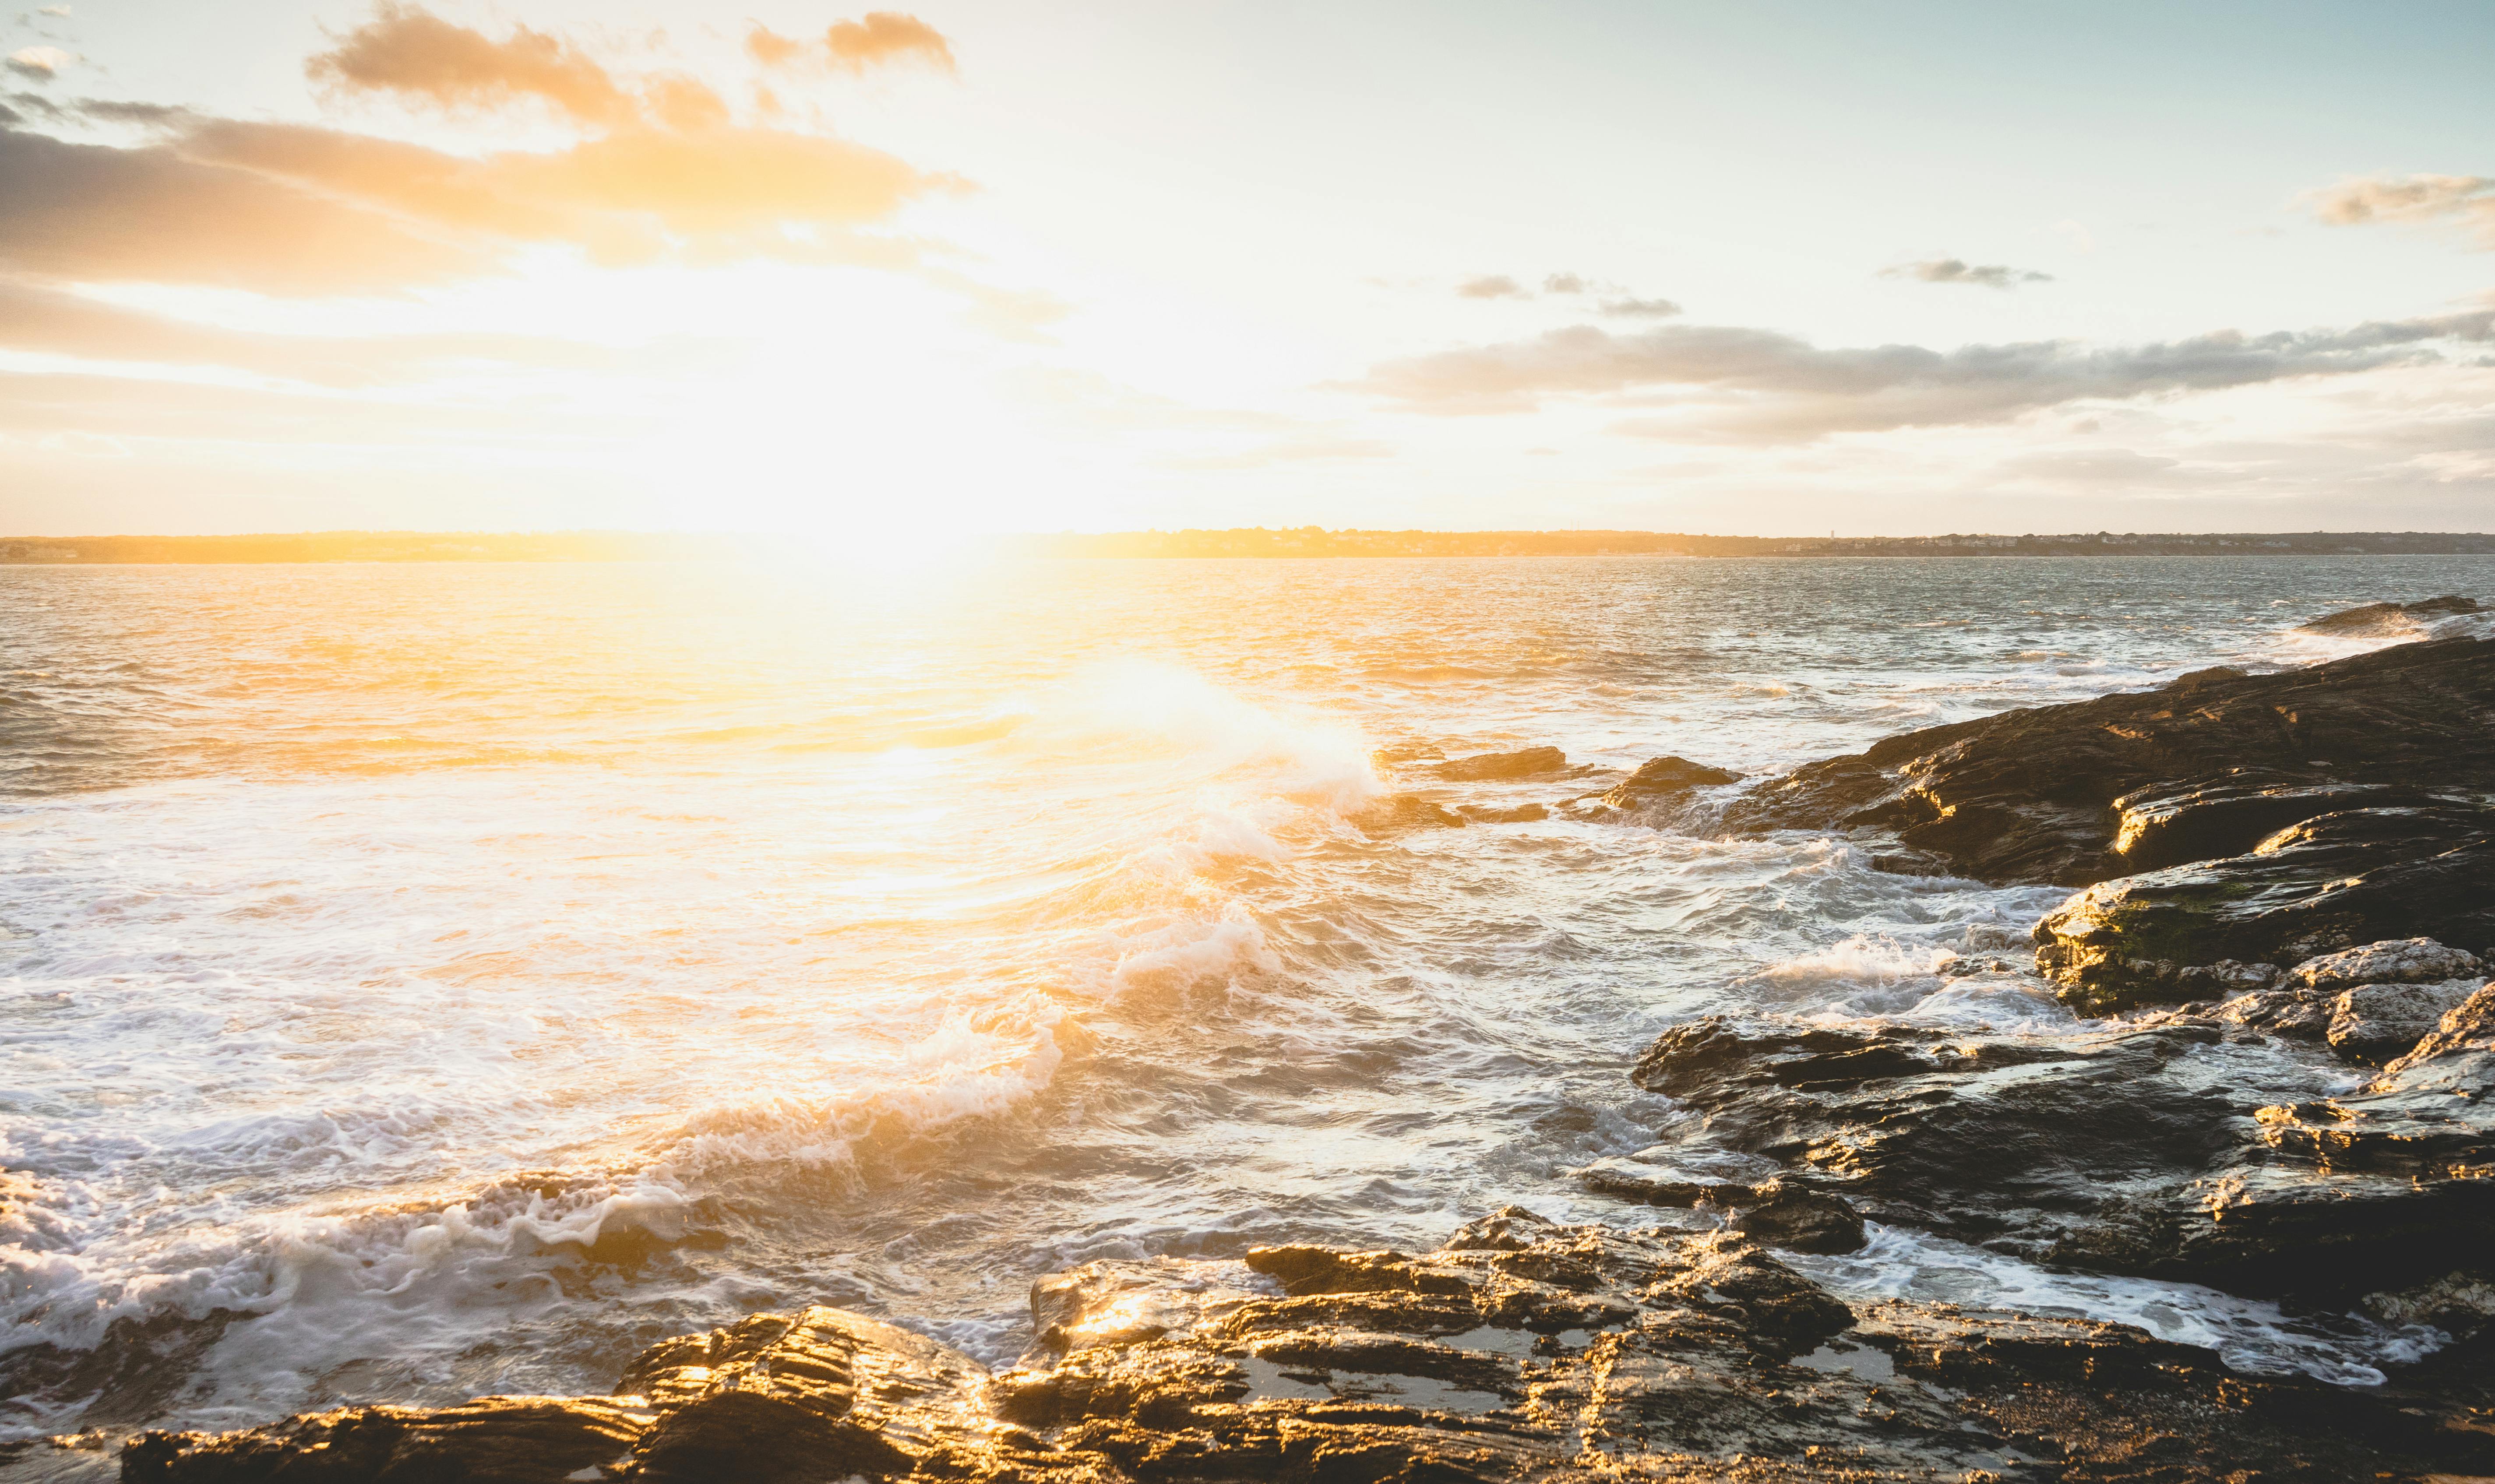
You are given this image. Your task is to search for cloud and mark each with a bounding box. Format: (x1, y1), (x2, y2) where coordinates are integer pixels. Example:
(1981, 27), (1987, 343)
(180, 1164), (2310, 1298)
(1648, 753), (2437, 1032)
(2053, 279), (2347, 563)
(1881, 257), (2053, 289)
(826, 13), (956, 74)
(1348, 311), (2495, 441)
(749, 13), (957, 76)
(745, 25), (807, 68)
(7, 46), (74, 79)
(1599, 296), (1680, 318)
(1456, 274), (1527, 300)
(0, 7), (980, 297)
(0, 124), (484, 292)
(1542, 272), (1586, 294)
(0, 277), (639, 382)
(2307, 173), (2495, 248)
(307, 4), (633, 122)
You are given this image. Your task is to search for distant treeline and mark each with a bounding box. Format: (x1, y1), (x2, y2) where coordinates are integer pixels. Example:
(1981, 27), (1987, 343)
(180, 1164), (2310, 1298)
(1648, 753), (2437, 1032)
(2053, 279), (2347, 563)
(1004, 528), (2495, 558)
(0, 532), (757, 564)
(4, 528), (2493, 564)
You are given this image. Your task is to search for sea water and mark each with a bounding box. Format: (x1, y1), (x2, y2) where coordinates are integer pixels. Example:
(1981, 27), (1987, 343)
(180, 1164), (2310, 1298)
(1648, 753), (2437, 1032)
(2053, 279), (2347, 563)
(3, 553), (2488, 1443)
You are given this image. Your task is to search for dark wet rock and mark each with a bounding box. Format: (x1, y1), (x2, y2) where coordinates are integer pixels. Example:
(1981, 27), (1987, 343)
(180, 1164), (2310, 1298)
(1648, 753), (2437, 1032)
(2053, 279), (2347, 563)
(1631, 1005), (2495, 1299)
(1726, 1181), (1866, 1255)
(1867, 850), (1957, 877)
(1594, 754), (1741, 809)
(2032, 807), (2495, 1012)
(1431, 746), (1565, 781)
(1723, 636), (2495, 885)
(1573, 1145), (1777, 1209)
(1353, 794), (1466, 832)
(2365, 1270), (2495, 1338)
(2290, 935), (2486, 991)
(2106, 773), (2448, 872)
(621, 1308), (988, 1483)
(2301, 593), (2481, 634)
(2325, 978), (2483, 1063)
(1454, 802), (1548, 824)
(111, 1215), (2495, 1482)
(121, 1396), (651, 1483)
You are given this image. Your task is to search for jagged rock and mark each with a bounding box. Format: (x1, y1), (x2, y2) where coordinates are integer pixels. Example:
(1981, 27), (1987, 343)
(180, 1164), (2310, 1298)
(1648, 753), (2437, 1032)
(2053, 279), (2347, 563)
(120, 1396), (651, 1483)
(2031, 807), (2495, 1012)
(109, 1216), (2495, 1482)
(2289, 936), (2485, 992)
(1432, 746), (1566, 781)
(1595, 754), (1742, 809)
(1352, 794), (1466, 831)
(2326, 979), (2484, 1063)
(1629, 1008), (2495, 1297)
(2301, 594), (2481, 635)
(2210, 986), (2330, 1039)
(2107, 773), (2445, 872)
(1727, 1181), (1866, 1255)
(2365, 1270), (2495, 1337)
(621, 1308), (989, 1483)
(1723, 636), (2495, 885)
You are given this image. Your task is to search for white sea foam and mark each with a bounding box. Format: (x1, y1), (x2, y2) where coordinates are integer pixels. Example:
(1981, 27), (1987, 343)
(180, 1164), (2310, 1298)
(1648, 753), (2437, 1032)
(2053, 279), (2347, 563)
(1791, 1223), (2446, 1386)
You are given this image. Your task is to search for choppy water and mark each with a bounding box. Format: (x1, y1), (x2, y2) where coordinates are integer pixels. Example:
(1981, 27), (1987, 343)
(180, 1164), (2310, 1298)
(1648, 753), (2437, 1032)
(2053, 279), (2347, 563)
(4, 553), (2489, 1445)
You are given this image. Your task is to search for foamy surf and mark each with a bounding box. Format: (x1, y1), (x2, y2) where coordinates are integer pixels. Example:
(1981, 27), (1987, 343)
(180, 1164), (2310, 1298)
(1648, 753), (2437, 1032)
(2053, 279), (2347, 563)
(4, 554), (2489, 1445)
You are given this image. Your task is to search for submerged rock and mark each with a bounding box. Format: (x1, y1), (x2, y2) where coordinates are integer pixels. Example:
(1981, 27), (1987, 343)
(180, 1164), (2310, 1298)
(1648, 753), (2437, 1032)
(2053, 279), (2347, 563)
(1353, 793), (1467, 832)
(1628, 1001), (2495, 1300)
(120, 1214), (2495, 1482)
(1431, 745), (1566, 780)
(1594, 754), (1742, 809)
(1723, 635), (2495, 885)
(2300, 593), (2481, 635)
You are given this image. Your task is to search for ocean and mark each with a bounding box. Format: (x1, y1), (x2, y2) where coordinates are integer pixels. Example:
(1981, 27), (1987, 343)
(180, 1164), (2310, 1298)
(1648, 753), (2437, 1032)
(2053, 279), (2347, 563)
(4, 553), (2489, 1449)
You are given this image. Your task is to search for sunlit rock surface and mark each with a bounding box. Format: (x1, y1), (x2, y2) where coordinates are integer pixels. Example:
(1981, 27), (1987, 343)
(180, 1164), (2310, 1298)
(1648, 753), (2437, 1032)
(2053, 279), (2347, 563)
(114, 1213), (2495, 1482)
(2031, 813), (2495, 1012)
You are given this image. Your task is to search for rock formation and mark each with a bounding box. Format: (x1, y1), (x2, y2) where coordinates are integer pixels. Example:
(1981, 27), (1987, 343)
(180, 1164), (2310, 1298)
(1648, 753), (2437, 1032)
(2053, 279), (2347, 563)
(114, 1212), (2495, 1482)
(1722, 635), (2495, 888)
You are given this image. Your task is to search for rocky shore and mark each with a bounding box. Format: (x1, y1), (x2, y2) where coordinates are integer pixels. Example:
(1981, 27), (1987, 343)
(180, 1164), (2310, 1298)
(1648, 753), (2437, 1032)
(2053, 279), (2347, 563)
(35, 608), (2495, 1482)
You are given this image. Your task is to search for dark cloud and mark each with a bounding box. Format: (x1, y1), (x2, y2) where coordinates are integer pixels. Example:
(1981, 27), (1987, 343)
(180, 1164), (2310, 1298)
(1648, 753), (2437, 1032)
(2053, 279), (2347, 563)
(1456, 274), (1526, 300)
(1350, 312), (2495, 441)
(2308, 173), (2495, 248)
(0, 123), (483, 292)
(1881, 257), (2053, 289)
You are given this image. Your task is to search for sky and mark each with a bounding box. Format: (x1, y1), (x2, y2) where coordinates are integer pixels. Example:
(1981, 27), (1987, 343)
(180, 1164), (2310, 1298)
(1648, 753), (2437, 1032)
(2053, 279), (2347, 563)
(2, 1), (2492, 538)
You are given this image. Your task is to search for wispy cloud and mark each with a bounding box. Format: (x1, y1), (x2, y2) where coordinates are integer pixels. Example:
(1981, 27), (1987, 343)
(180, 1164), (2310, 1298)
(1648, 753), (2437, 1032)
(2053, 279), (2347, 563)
(1464, 272), (1677, 316)
(6, 46), (74, 79)
(1348, 312), (2495, 440)
(1880, 257), (2053, 289)
(2307, 173), (2495, 248)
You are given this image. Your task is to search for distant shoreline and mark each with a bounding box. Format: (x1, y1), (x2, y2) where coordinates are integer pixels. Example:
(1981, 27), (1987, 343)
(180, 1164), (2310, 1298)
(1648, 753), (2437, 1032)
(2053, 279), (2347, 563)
(3, 529), (2494, 564)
